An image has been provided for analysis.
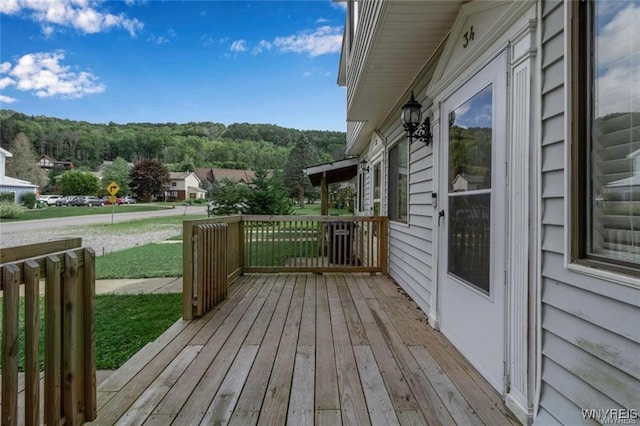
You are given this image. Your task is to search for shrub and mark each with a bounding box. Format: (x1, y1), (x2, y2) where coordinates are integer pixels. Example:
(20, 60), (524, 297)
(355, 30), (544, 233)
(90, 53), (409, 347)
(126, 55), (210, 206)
(0, 201), (23, 218)
(20, 192), (37, 209)
(193, 198), (206, 204)
(0, 192), (15, 203)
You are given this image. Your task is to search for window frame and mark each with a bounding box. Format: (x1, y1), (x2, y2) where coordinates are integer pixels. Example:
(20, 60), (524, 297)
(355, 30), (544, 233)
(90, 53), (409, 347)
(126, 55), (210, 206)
(388, 138), (409, 223)
(571, 0), (640, 277)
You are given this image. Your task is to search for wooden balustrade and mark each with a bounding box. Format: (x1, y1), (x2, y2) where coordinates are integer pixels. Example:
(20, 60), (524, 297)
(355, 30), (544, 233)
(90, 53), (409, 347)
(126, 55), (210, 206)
(0, 238), (96, 425)
(183, 215), (388, 318)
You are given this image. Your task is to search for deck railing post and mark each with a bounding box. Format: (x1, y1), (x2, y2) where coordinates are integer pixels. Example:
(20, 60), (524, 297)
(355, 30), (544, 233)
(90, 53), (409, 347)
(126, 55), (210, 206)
(2, 264), (19, 426)
(24, 260), (40, 426)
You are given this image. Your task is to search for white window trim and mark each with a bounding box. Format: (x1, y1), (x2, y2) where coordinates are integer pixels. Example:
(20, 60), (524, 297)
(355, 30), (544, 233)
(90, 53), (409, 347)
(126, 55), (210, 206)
(563, 1), (640, 291)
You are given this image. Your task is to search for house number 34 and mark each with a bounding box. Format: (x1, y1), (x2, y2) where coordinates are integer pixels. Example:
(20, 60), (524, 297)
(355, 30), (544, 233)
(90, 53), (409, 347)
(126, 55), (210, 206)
(463, 26), (475, 48)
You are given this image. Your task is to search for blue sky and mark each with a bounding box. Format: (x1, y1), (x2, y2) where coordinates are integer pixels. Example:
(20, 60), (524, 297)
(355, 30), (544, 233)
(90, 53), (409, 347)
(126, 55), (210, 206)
(0, 0), (347, 131)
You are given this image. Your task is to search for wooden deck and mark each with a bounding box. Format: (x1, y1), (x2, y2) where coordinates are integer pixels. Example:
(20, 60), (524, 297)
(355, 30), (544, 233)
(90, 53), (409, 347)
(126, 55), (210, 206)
(91, 273), (519, 425)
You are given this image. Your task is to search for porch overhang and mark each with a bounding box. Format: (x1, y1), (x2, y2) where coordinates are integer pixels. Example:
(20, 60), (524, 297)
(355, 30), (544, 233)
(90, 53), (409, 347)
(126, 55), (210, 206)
(344, 1), (465, 155)
(303, 157), (359, 187)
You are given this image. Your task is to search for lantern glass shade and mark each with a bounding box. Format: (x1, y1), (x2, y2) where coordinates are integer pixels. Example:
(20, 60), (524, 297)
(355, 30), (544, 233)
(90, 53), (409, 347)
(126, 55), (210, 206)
(401, 92), (422, 128)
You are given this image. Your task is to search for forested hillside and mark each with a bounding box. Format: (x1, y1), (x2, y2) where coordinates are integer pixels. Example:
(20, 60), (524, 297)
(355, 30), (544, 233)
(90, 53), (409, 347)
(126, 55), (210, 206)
(0, 110), (346, 171)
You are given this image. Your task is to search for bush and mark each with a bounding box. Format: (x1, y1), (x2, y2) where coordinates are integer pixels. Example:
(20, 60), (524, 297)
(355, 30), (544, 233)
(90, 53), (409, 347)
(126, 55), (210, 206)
(0, 201), (24, 218)
(20, 192), (37, 209)
(0, 192), (15, 203)
(193, 198), (206, 204)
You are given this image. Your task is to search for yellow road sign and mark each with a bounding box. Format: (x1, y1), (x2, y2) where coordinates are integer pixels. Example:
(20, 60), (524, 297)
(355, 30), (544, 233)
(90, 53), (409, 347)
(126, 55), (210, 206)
(107, 181), (120, 196)
(109, 195), (117, 204)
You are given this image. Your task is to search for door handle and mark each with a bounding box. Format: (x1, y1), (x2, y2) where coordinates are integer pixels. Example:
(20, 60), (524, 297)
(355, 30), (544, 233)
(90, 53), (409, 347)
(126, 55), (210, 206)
(438, 210), (445, 226)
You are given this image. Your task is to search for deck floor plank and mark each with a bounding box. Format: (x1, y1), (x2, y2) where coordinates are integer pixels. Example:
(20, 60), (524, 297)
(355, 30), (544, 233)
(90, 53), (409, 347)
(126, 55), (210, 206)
(230, 274), (296, 419)
(314, 275), (340, 411)
(344, 273), (419, 411)
(367, 298), (454, 425)
(172, 275), (278, 424)
(353, 345), (400, 426)
(258, 275), (305, 425)
(200, 344), (260, 425)
(93, 273), (520, 426)
(326, 274), (371, 426)
(147, 274), (270, 420)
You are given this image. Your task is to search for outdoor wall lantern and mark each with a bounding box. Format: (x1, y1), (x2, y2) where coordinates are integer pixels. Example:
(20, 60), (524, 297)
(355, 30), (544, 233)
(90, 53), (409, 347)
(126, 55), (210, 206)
(401, 91), (432, 146)
(359, 158), (369, 172)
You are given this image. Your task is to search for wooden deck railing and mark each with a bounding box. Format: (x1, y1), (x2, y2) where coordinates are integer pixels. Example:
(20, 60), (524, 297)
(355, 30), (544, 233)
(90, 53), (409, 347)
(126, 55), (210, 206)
(183, 215), (388, 319)
(0, 238), (96, 425)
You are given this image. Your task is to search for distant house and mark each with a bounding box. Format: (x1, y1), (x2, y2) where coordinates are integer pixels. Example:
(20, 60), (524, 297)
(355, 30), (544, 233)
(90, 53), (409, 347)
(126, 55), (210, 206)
(451, 174), (485, 192)
(165, 172), (206, 201)
(36, 155), (74, 170)
(1, 147), (38, 203)
(194, 167), (256, 185)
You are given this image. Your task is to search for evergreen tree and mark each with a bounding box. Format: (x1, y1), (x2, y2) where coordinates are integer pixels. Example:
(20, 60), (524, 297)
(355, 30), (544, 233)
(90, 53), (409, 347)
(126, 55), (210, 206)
(246, 169), (292, 215)
(5, 132), (49, 188)
(208, 178), (249, 215)
(130, 159), (170, 201)
(283, 133), (319, 207)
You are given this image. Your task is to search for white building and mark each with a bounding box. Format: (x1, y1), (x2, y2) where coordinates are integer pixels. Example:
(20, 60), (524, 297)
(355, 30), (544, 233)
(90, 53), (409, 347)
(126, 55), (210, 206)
(0, 147), (38, 203)
(340, 1), (640, 424)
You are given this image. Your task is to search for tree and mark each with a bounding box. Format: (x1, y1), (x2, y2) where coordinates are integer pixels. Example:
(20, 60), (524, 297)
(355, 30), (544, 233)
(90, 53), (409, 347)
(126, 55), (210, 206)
(5, 132), (49, 189)
(246, 170), (292, 215)
(283, 134), (319, 208)
(60, 170), (99, 195)
(208, 178), (250, 215)
(101, 157), (132, 196)
(130, 159), (170, 201)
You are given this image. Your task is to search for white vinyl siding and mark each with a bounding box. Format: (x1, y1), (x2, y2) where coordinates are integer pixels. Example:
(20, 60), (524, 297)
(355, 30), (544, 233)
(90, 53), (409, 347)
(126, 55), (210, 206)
(382, 84), (435, 315)
(536, 1), (640, 424)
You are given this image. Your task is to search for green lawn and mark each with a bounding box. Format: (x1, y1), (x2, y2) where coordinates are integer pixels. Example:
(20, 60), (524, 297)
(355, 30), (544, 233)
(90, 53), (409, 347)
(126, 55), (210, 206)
(96, 242), (183, 279)
(0, 204), (172, 222)
(0, 293), (182, 371)
(95, 293), (182, 369)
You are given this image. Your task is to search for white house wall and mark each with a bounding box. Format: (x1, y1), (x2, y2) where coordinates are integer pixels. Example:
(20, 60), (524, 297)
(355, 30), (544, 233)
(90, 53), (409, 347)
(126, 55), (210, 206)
(379, 74), (436, 319)
(535, 1), (640, 424)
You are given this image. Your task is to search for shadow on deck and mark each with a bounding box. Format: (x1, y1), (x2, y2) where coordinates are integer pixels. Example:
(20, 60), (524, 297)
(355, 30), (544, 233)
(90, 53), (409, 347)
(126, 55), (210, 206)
(91, 273), (519, 425)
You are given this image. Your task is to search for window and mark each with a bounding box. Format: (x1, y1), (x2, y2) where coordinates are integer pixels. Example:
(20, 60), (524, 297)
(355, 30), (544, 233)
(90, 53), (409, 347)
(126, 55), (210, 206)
(388, 139), (408, 222)
(372, 160), (382, 217)
(358, 167), (366, 213)
(573, 0), (640, 273)
(171, 181), (177, 187)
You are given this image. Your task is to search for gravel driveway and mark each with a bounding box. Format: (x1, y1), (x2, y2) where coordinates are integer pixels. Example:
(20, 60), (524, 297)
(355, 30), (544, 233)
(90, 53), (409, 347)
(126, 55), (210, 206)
(0, 223), (183, 254)
(0, 206), (208, 253)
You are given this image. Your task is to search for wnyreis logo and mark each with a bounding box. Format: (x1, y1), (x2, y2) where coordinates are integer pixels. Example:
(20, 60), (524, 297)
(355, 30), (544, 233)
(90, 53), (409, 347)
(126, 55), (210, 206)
(582, 409), (638, 424)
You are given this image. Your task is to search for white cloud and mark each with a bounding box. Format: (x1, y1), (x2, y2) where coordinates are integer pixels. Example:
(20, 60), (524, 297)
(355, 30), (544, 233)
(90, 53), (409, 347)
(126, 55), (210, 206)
(230, 39), (247, 52)
(331, 1), (347, 11)
(0, 0), (20, 14)
(3, 51), (105, 99)
(0, 76), (16, 89)
(0, 0), (144, 36)
(252, 40), (272, 55)
(316, 17), (329, 23)
(0, 95), (17, 104)
(0, 62), (11, 73)
(595, 3), (640, 116)
(273, 26), (343, 57)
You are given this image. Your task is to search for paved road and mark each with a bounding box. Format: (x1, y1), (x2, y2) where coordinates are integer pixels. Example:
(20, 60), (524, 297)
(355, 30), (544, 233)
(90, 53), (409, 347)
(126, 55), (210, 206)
(0, 204), (205, 233)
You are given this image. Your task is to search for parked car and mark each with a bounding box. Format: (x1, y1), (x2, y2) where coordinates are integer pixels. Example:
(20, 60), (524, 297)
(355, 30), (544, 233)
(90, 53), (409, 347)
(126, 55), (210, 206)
(38, 194), (62, 205)
(72, 196), (105, 207)
(102, 196), (124, 205)
(122, 196), (137, 204)
(56, 196), (79, 206)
